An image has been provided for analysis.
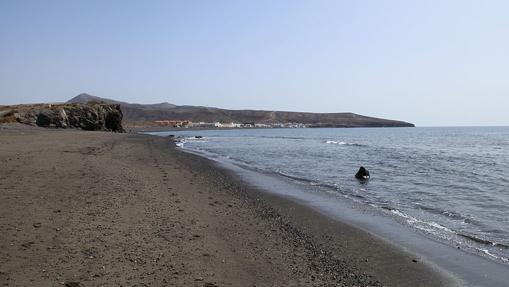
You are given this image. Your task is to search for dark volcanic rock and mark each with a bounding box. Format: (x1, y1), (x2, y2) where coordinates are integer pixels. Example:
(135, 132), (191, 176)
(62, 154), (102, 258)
(67, 105), (101, 130)
(0, 103), (124, 132)
(105, 108), (123, 131)
(355, 166), (370, 180)
(35, 110), (53, 127)
(35, 108), (68, 128)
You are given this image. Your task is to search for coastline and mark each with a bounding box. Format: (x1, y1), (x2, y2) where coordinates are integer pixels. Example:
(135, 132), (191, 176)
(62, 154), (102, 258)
(169, 129), (509, 287)
(175, 144), (459, 287)
(125, 125), (415, 134)
(0, 127), (462, 286)
(186, 147), (509, 287)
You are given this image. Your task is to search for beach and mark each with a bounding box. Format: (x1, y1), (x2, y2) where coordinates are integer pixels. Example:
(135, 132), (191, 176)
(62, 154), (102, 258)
(0, 126), (455, 286)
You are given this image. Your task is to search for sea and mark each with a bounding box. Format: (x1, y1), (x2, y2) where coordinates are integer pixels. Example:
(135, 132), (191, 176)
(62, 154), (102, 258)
(150, 127), (509, 265)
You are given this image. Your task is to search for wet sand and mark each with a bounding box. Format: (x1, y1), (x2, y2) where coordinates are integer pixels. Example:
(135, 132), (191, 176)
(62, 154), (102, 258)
(0, 127), (455, 286)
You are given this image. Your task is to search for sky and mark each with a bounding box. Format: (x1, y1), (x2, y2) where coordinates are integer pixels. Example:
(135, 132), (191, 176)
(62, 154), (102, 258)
(1, 0), (508, 126)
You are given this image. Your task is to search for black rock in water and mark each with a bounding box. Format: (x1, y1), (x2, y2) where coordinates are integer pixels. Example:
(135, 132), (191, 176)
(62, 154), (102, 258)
(355, 166), (370, 180)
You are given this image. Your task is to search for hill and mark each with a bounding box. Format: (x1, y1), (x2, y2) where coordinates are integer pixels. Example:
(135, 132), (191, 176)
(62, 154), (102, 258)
(67, 93), (415, 128)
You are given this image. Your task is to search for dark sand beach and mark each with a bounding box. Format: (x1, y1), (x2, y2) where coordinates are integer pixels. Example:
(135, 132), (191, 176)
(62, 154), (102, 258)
(0, 126), (455, 286)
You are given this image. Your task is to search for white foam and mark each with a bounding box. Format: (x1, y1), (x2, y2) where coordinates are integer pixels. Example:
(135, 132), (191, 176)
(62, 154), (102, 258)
(325, 140), (347, 145)
(481, 249), (509, 262)
(428, 221), (456, 233)
(390, 209), (412, 219)
(390, 209), (456, 235)
(185, 136), (207, 142)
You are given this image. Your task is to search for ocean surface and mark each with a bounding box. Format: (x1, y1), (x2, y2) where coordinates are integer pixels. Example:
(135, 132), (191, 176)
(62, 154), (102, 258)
(151, 127), (509, 264)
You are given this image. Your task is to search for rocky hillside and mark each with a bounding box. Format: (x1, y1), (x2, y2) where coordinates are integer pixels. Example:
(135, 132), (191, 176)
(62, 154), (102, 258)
(0, 102), (124, 132)
(68, 93), (415, 128)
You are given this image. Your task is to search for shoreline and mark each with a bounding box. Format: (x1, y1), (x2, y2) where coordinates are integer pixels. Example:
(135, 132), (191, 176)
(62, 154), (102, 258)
(174, 144), (460, 287)
(127, 125), (416, 133)
(152, 128), (509, 267)
(171, 137), (509, 286)
(0, 127), (479, 286)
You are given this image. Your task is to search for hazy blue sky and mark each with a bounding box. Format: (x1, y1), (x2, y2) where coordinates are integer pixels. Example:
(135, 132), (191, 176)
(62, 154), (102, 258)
(1, 0), (508, 126)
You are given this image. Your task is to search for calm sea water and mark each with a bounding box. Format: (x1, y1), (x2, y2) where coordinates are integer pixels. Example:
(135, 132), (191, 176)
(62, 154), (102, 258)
(152, 127), (509, 263)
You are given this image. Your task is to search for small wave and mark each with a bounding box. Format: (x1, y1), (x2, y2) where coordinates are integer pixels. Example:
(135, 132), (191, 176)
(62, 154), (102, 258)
(273, 171), (347, 194)
(416, 205), (467, 221)
(457, 233), (509, 249)
(185, 136), (208, 142)
(260, 136), (307, 140)
(387, 208), (509, 263)
(480, 249), (509, 263)
(427, 221), (456, 233)
(175, 136), (208, 148)
(275, 171), (314, 183)
(274, 171), (334, 189)
(326, 140), (347, 145)
(390, 209), (412, 219)
(349, 193), (367, 200)
(389, 209), (456, 234)
(324, 140), (365, 147)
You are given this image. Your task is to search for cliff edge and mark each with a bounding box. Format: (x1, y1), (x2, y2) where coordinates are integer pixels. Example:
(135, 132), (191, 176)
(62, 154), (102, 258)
(0, 102), (124, 132)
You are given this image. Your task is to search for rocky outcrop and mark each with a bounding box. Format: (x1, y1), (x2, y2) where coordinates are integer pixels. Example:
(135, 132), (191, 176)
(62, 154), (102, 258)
(355, 166), (370, 180)
(0, 103), (124, 132)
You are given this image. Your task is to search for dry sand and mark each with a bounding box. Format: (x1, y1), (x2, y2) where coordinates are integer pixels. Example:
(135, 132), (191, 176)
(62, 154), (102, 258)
(0, 126), (455, 286)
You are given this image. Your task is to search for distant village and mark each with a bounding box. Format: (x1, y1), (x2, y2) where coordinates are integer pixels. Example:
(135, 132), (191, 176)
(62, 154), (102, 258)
(153, 120), (308, 128)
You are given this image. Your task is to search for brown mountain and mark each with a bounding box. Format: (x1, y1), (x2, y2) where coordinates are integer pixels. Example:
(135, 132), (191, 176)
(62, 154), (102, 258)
(67, 93), (415, 128)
